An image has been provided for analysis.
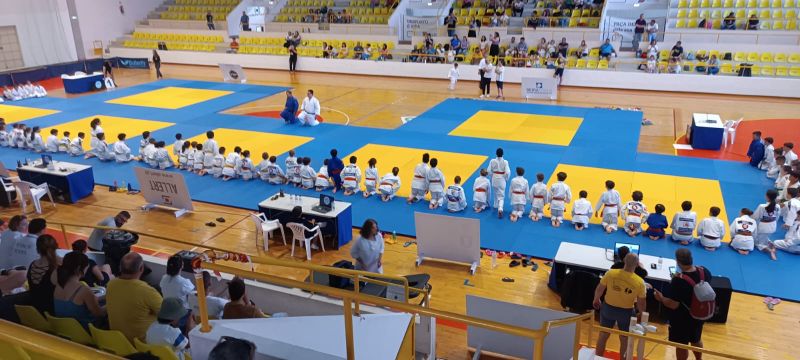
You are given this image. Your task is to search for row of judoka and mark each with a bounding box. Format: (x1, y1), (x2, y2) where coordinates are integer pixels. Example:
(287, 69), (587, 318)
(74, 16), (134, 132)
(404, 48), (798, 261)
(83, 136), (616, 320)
(2, 82), (47, 102)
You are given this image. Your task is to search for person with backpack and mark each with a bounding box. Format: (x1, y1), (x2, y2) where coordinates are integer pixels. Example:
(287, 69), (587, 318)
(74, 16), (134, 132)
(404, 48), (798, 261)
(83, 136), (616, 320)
(654, 248), (715, 360)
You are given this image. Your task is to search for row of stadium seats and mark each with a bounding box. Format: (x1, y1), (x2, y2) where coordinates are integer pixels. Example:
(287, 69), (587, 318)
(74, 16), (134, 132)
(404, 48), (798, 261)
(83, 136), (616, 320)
(122, 40), (217, 51)
(280, 6), (393, 15)
(274, 14), (391, 23)
(674, 17), (799, 28)
(286, 0), (336, 6)
(239, 37), (395, 49)
(174, 0), (239, 5)
(166, 5), (236, 12)
(132, 32), (225, 43)
(160, 11), (229, 20)
(678, 50), (800, 63)
(674, 0), (799, 7)
(674, 8), (799, 18)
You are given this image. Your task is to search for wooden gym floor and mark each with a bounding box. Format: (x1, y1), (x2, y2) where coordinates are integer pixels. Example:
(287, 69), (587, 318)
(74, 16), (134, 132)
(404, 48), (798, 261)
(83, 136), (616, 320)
(24, 64), (800, 359)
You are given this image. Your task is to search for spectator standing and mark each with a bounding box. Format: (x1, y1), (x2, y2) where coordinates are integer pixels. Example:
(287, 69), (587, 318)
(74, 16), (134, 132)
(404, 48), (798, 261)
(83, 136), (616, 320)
(654, 249), (712, 360)
(152, 50), (163, 79)
(288, 45), (298, 72)
(633, 14), (646, 51)
(206, 11), (215, 30)
(478, 54), (491, 98)
(350, 219), (384, 273)
(592, 253), (647, 360)
(240, 11), (250, 31)
(647, 19), (659, 42)
(468, 17), (478, 37)
(554, 54), (566, 85)
(445, 11), (457, 37)
(87, 211), (131, 251)
(107, 253), (163, 342)
(513, 0), (524, 16)
(489, 32), (501, 58)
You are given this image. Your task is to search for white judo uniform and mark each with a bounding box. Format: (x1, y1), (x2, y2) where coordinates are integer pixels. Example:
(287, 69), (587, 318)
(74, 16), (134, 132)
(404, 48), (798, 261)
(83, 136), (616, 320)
(488, 157), (510, 210)
(172, 140), (185, 157)
(31, 134), (45, 153)
(0, 129), (7, 147)
(256, 160), (271, 181)
(364, 167), (379, 195)
(409, 162), (430, 201)
(445, 184), (467, 212)
(69, 137), (84, 156)
(90, 141), (112, 161)
(89, 126), (104, 150)
(697, 216), (725, 248)
(426, 167), (446, 207)
(341, 164), (362, 193)
(759, 144), (775, 170)
(202, 140), (217, 171)
(113, 141), (134, 162)
(178, 148), (190, 169)
(222, 153), (241, 178)
(571, 198), (593, 227)
(378, 173), (401, 199)
(239, 158), (255, 180)
(730, 215), (757, 251)
(138, 138), (150, 156)
(286, 157), (301, 186)
(58, 136), (70, 153)
(595, 189), (621, 230)
(773, 220), (800, 254)
(315, 166), (331, 190)
(186, 149), (196, 170)
(670, 211), (698, 243)
(211, 154), (225, 177)
(509, 176), (529, 217)
(549, 181), (572, 221)
(528, 182), (549, 219)
(155, 148), (173, 169)
(264, 162), (286, 184)
(45, 135), (59, 153)
(300, 165), (316, 189)
(472, 175), (491, 211)
(193, 151), (205, 172)
(782, 198), (800, 230)
(753, 203), (779, 251)
(622, 201), (648, 234)
(143, 144), (157, 167)
(298, 96), (321, 126)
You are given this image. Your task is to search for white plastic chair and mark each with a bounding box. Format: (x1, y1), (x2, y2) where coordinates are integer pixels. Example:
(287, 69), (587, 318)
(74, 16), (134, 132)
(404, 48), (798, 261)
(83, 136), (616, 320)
(286, 222), (325, 260)
(13, 181), (55, 214)
(0, 177), (16, 207)
(250, 213), (286, 251)
(722, 117), (742, 147)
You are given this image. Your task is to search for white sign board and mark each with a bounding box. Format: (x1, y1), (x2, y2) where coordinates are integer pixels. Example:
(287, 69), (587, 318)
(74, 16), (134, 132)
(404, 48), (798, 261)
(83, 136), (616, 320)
(134, 167), (194, 217)
(414, 212), (480, 274)
(521, 77), (558, 100)
(219, 63), (247, 83)
(402, 15), (440, 41)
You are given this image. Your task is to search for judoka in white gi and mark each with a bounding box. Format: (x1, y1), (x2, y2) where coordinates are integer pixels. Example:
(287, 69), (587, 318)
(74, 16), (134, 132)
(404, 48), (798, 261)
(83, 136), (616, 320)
(299, 157), (317, 189)
(594, 180), (621, 232)
(154, 141), (173, 169)
(488, 148), (510, 219)
(297, 90), (321, 126)
(767, 156), (785, 179)
(0, 124), (7, 147)
(448, 63), (460, 90)
(730, 208), (757, 254)
(186, 143), (196, 170)
(378, 167), (401, 202)
(30, 127), (45, 153)
(548, 171), (572, 227)
(571, 190), (592, 230)
(239, 150), (255, 181)
(193, 144), (206, 174)
(256, 152), (271, 181)
(264, 156), (287, 184)
(58, 132), (70, 153)
(178, 142), (191, 170)
(508, 167), (529, 222)
(781, 188), (800, 232)
(363, 158), (379, 198)
(445, 176), (467, 213)
(528, 173), (548, 221)
(315, 160), (332, 191)
(697, 206), (725, 250)
(769, 209), (800, 260)
(670, 201), (697, 245)
(138, 131), (151, 157)
(285, 150), (301, 187)
(341, 156), (362, 196)
(85, 133), (112, 161)
(45, 129), (59, 153)
(753, 190), (780, 252)
(69, 133), (85, 156)
(622, 191), (648, 236)
(142, 139), (157, 168)
(426, 158), (445, 209)
(202, 131), (218, 175)
(222, 147), (242, 181)
(211, 147), (225, 178)
(472, 169), (491, 213)
(112, 133), (135, 162)
(759, 137), (776, 171)
(407, 153), (430, 204)
(172, 133), (185, 157)
(89, 118), (103, 151)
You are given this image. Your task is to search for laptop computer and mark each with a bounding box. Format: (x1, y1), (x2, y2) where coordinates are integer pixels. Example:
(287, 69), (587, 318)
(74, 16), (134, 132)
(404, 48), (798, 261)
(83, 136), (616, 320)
(35, 154), (52, 169)
(311, 194), (334, 214)
(614, 242), (640, 262)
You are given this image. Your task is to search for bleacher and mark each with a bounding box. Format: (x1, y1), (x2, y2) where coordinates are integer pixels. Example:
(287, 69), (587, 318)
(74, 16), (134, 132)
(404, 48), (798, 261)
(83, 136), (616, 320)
(668, 0), (800, 30)
(274, 0), (396, 24)
(155, 0), (239, 21)
(449, 0), (603, 29)
(122, 31), (224, 51)
(238, 37), (395, 58)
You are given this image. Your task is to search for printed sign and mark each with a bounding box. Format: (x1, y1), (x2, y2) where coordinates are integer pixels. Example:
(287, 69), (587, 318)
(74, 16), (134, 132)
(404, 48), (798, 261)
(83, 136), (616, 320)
(134, 167), (194, 212)
(219, 63), (247, 83)
(402, 15), (440, 40)
(521, 77), (557, 100)
(116, 57), (150, 69)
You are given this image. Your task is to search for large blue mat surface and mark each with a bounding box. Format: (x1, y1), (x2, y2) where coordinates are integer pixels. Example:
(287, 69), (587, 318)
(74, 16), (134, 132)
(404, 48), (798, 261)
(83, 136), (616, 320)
(2, 80), (796, 301)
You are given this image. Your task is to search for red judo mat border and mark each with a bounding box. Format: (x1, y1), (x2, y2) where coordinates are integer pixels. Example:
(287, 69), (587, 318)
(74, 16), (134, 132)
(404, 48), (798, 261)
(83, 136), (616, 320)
(675, 118), (800, 161)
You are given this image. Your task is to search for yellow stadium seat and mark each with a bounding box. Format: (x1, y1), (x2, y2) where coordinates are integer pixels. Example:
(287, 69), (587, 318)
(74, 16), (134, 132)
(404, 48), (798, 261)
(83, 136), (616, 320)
(688, 18), (699, 27)
(15, 305), (53, 333)
(711, 10), (721, 19)
(734, 51), (746, 61)
(786, 9), (797, 19)
(761, 65), (775, 76)
(758, 0), (769, 6)
(90, 324), (136, 356)
(586, 59), (598, 68)
(597, 59), (609, 69)
(712, 19), (722, 28)
(735, 0), (745, 6)
(759, 9), (770, 19)
(747, 52), (759, 62)
(678, 0), (688, 5)
(773, 20), (784, 29)
(134, 338), (182, 360)
(761, 52), (773, 62)
(774, 53), (787, 62)
(720, 63), (734, 74)
(790, 66), (800, 76)
(676, 19), (687, 27)
(0, 339), (31, 360)
(789, 53), (800, 63)
(746, 0), (756, 6)
(46, 313), (93, 346)
(776, 66), (788, 76)
(589, 48), (600, 58)
(567, 58), (577, 68)
(724, 0), (733, 5)
(759, 21), (771, 29)
(712, 0), (721, 6)
(700, 0), (710, 7)
(576, 59), (587, 68)
(689, 9), (698, 18)
(677, 9), (687, 17)
(683, 61), (695, 72)
(709, 50), (721, 58)
(736, 9), (746, 18)
(689, 0), (699, 6)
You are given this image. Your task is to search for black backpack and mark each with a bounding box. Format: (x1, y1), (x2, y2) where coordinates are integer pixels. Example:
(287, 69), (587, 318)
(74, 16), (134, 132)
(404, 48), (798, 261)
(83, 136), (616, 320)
(329, 260), (354, 289)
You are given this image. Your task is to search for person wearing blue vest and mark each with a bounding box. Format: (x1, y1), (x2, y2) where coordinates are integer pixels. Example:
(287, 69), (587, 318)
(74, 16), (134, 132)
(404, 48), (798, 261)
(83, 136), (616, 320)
(280, 90), (299, 124)
(747, 131), (765, 167)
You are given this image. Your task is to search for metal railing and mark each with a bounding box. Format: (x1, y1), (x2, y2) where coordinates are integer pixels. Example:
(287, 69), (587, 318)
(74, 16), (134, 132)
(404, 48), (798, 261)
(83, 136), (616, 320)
(0, 319), (123, 359)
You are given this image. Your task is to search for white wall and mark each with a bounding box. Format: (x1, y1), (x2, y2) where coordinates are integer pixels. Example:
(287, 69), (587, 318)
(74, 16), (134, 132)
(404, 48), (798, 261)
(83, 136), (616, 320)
(0, 0), (77, 67)
(108, 46), (800, 98)
(73, 0), (163, 59)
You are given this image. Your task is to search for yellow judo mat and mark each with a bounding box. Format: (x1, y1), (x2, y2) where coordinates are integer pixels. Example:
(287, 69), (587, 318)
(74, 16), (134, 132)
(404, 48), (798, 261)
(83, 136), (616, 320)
(345, 144), (487, 198)
(42, 115), (174, 151)
(0, 104), (59, 124)
(545, 164), (731, 241)
(105, 87), (232, 109)
(449, 111), (583, 146)
(175, 128), (313, 162)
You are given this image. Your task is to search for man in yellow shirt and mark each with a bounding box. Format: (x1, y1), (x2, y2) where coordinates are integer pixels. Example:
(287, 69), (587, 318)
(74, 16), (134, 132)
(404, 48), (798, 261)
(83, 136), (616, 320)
(107, 252), (163, 342)
(593, 253), (647, 359)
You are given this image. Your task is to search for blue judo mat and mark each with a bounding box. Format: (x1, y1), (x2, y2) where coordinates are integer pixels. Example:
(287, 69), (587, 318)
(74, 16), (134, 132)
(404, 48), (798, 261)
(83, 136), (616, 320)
(2, 80), (796, 301)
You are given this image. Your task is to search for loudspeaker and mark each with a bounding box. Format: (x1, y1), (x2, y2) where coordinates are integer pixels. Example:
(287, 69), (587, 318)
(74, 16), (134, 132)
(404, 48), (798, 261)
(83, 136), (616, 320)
(708, 276), (732, 324)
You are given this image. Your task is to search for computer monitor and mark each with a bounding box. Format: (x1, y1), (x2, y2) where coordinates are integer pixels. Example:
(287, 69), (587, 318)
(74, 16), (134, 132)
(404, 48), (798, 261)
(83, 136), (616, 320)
(318, 193), (334, 211)
(614, 242), (640, 261)
(41, 154), (52, 167)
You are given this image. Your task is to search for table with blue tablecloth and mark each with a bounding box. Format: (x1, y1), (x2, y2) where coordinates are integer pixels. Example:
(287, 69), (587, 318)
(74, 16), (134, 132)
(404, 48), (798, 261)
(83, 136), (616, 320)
(17, 160), (94, 203)
(258, 193), (353, 249)
(689, 113), (724, 150)
(61, 72), (104, 94)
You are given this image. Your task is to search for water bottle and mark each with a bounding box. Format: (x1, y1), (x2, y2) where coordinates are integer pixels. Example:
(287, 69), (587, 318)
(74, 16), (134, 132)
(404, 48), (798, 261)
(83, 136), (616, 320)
(392, 231), (397, 242)
(657, 257), (663, 270)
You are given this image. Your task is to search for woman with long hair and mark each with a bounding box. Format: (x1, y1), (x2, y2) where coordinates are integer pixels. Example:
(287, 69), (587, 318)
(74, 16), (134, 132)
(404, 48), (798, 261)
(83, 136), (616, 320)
(152, 49), (163, 79)
(350, 219), (384, 273)
(754, 189), (779, 255)
(89, 117), (103, 150)
(54, 252), (106, 328)
(27, 234), (61, 313)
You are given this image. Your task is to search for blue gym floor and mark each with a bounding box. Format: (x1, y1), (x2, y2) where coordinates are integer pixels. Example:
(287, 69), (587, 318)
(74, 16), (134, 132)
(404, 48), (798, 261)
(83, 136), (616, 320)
(2, 79), (795, 301)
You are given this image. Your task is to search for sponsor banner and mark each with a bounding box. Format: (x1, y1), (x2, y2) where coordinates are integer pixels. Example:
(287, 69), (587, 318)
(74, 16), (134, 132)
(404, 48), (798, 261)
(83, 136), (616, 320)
(219, 63), (247, 83)
(116, 57), (150, 69)
(521, 77), (557, 100)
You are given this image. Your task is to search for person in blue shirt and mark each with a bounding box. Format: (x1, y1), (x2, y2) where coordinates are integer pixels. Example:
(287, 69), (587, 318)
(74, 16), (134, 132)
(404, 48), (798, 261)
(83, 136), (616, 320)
(450, 35), (460, 53)
(644, 204), (669, 240)
(280, 90), (299, 124)
(599, 39), (617, 60)
(327, 149), (345, 192)
(746, 131), (765, 167)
